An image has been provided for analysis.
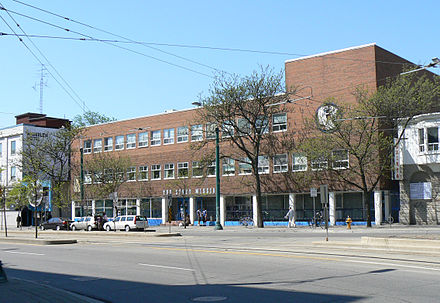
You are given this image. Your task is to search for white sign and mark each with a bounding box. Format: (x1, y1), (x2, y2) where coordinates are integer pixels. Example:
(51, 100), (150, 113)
(310, 188), (317, 197)
(410, 182), (432, 200)
(392, 138), (403, 180)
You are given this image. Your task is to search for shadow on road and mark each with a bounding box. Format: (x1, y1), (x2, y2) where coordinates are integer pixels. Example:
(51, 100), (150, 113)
(5, 267), (365, 303)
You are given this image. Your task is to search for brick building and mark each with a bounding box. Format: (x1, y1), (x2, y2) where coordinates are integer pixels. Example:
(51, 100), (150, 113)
(72, 43), (420, 226)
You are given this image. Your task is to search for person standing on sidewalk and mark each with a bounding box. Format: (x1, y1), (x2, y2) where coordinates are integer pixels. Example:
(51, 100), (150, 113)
(16, 214), (21, 229)
(284, 207), (295, 228)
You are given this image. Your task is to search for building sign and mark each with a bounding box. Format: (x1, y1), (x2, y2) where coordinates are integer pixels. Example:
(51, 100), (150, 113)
(392, 138), (403, 180)
(410, 182), (432, 200)
(162, 187), (215, 196)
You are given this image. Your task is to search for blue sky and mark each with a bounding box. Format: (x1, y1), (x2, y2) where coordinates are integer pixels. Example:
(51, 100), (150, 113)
(0, 0), (439, 127)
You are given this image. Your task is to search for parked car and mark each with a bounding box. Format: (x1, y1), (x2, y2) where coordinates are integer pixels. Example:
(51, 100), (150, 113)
(103, 215), (149, 232)
(70, 216), (97, 231)
(41, 217), (72, 230)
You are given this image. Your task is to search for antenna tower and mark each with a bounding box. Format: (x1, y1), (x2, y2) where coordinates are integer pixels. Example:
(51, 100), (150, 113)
(38, 65), (47, 114)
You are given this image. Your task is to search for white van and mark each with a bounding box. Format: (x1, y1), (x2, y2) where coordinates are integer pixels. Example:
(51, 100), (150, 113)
(70, 216), (97, 231)
(103, 215), (149, 232)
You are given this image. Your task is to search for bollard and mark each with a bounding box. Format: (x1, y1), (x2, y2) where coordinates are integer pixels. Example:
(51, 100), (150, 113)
(0, 260), (7, 283)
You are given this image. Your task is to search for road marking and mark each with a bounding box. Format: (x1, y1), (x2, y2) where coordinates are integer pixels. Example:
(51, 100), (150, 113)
(344, 259), (440, 272)
(138, 263), (195, 272)
(4, 251), (45, 256)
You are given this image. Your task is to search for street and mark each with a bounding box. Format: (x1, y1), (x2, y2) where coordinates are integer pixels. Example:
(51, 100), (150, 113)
(2, 226), (440, 302)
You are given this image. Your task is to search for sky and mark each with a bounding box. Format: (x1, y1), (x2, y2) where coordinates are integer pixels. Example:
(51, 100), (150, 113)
(0, 0), (439, 127)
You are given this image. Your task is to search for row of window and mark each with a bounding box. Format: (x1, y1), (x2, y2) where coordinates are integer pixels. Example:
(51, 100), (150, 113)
(83, 113), (288, 154)
(83, 150), (349, 183)
(418, 127), (439, 152)
(0, 141), (17, 158)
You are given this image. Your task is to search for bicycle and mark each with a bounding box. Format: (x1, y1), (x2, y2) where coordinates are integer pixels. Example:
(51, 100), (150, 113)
(239, 216), (253, 227)
(387, 215), (394, 227)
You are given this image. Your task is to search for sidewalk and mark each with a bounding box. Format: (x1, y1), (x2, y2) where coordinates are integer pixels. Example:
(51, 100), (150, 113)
(0, 278), (102, 303)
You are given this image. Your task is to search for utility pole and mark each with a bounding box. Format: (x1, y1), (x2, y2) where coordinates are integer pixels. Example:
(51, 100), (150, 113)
(80, 147), (84, 217)
(215, 127), (223, 230)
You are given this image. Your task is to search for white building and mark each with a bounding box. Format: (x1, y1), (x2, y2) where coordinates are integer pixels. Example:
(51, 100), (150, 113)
(399, 112), (440, 224)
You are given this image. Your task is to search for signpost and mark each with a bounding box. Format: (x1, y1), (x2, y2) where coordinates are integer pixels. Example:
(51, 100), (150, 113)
(320, 185), (329, 241)
(167, 194), (172, 234)
(310, 188), (317, 227)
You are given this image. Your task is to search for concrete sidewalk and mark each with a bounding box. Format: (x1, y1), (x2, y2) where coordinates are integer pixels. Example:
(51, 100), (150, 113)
(0, 278), (102, 303)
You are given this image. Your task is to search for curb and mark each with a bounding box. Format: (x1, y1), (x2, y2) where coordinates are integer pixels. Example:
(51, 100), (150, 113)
(0, 238), (77, 245)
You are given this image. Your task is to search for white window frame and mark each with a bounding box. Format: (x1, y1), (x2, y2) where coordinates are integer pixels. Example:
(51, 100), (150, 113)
(127, 166), (136, 181)
(104, 137), (113, 152)
(93, 139), (102, 153)
(256, 116), (269, 135)
(115, 135), (124, 150)
(10, 140), (16, 155)
(222, 158), (235, 176)
(177, 162), (189, 178)
(151, 164), (161, 180)
(332, 150), (349, 169)
(10, 166), (16, 181)
(238, 158), (252, 175)
(192, 161), (203, 178)
(292, 153), (307, 172)
(222, 121), (234, 138)
(206, 123), (216, 140)
(258, 155), (269, 174)
(126, 134), (136, 149)
(164, 163), (175, 179)
(177, 126), (188, 143)
(83, 140), (92, 154)
(272, 113), (287, 132)
(163, 128), (175, 145)
(84, 171), (92, 184)
(191, 125), (203, 141)
(311, 156), (328, 171)
(207, 161), (216, 177)
(427, 127), (439, 152)
(273, 154), (288, 173)
(138, 132), (149, 148)
(151, 130), (161, 146)
(138, 166), (148, 181)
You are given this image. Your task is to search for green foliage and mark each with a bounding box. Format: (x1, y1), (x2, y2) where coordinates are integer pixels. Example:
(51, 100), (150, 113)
(73, 110), (116, 128)
(6, 176), (41, 210)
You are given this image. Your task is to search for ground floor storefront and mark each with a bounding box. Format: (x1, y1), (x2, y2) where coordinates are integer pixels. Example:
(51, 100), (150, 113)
(71, 189), (398, 226)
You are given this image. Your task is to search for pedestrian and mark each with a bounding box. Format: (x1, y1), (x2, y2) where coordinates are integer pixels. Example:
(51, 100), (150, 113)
(16, 214), (21, 229)
(284, 207), (295, 228)
(196, 209), (202, 226)
(202, 209), (207, 226)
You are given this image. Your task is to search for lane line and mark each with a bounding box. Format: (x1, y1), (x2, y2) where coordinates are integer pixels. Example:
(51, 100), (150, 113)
(138, 263), (195, 271)
(4, 251), (45, 256)
(344, 259), (440, 272)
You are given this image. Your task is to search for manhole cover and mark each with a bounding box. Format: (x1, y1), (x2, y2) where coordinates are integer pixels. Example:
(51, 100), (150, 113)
(192, 296), (227, 302)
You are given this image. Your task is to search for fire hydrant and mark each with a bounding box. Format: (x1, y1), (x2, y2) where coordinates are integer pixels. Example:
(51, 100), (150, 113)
(346, 216), (352, 230)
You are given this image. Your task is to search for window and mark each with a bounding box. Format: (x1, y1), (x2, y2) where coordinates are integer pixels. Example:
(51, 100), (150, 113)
(238, 158), (252, 175)
(104, 137), (113, 151)
(238, 118), (251, 136)
(138, 166), (148, 180)
(273, 113), (287, 132)
(273, 154), (288, 173)
(93, 139), (102, 153)
(418, 129), (425, 152)
(83, 140), (92, 154)
(151, 130), (161, 146)
(177, 126), (188, 143)
(427, 127), (439, 151)
(192, 161), (203, 178)
(151, 165), (161, 180)
(126, 134), (136, 149)
(177, 162), (189, 178)
(258, 155), (269, 174)
(10, 166), (16, 181)
(222, 121), (234, 138)
(206, 123), (216, 140)
(311, 156), (328, 171)
(332, 150), (349, 169)
(163, 128), (175, 144)
(191, 125), (203, 141)
(164, 163), (174, 179)
(115, 135), (124, 150)
(292, 153), (307, 172)
(84, 171), (91, 184)
(256, 116), (269, 134)
(138, 132), (148, 147)
(127, 167), (136, 181)
(222, 158), (235, 176)
(207, 161), (216, 177)
(10, 140), (16, 155)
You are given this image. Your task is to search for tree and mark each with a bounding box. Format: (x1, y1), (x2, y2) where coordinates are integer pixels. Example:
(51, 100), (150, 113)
(73, 110), (116, 128)
(195, 66), (295, 227)
(296, 73), (440, 227)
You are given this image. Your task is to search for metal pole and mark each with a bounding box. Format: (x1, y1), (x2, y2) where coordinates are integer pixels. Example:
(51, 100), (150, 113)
(325, 203), (329, 242)
(2, 189), (7, 237)
(313, 196), (316, 227)
(214, 127), (223, 230)
(80, 147), (84, 217)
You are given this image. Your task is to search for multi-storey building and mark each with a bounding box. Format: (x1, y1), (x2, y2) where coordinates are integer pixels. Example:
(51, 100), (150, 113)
(0, 113), (70, 226)
(399, 112), (440, 224)
(71, 43), (429, 226)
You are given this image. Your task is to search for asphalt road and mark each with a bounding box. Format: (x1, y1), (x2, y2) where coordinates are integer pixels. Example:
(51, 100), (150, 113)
(2, 227), (440, 302)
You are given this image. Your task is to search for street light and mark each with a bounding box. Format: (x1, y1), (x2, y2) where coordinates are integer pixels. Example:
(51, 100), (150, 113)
(191, 101), (223, 230)
(400, 58), (439, 75)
